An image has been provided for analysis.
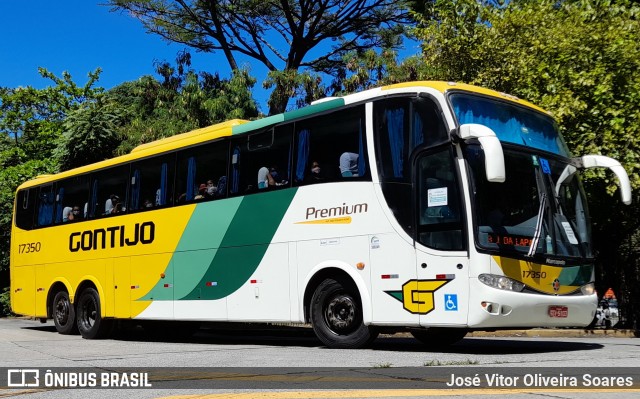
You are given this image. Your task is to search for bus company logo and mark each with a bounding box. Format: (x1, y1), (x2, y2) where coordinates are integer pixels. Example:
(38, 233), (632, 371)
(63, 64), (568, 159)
(7, 369), (40, 387)
(552, 278), (561, 292)
(295, 202), (368, 225)
(385, 279), (452, 314)
(69, 221), (155, 252)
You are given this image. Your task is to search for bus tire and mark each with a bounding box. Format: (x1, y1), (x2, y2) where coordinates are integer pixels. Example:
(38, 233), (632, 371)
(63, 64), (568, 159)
(76, 288), (112, 339)
(411, 328), (467, 346)
(310, 278), (378, 349)
(52, 291), (78, 335)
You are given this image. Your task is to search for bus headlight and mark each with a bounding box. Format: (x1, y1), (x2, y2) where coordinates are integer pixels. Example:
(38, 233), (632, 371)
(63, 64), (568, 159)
(580, 283), (595, 295)
(478, 274), (525, 292)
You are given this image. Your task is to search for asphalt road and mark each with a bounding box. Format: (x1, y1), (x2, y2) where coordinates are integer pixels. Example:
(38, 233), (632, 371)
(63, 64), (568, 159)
(0, 317), (639, 399)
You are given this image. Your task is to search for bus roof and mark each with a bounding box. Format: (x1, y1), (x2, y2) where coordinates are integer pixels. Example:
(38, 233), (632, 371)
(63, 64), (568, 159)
(18, 81), (548, 190)
(380, 81), (548, 114)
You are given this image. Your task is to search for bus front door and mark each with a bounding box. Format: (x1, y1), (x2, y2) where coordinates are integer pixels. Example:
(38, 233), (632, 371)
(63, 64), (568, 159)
(414, 147), (469, 328)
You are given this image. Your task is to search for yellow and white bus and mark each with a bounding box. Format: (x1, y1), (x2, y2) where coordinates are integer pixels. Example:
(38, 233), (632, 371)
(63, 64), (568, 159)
(11, 81), (632, 348)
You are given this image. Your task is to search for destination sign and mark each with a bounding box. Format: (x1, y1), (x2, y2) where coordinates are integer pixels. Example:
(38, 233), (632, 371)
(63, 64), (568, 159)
(487, 233), (533, 247)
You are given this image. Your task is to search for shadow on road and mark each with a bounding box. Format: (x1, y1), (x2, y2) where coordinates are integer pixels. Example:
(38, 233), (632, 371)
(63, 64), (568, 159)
(370, 335), (604, 354)
(21, 322), (604, 354)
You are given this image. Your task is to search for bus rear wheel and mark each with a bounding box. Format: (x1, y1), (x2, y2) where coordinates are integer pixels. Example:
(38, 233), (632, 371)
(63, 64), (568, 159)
(52, 291), (77, 335)
(310, 278), (378, 349)
(410, 328), (467, 347)
(76, 288), (112, 339)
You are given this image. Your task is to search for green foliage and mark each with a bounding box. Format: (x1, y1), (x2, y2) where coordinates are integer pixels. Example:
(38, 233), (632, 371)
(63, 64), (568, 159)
(412, 0), (640, 328)
(329, 49), (439, 95)
(0, 68), (103, 161)
(55, 99), (123, 171)
(108, 0), (411, 114)
(111, 53), (259, 154)
(411, 0), (495, 82)
(0, 69), (102, 278)
(0, 287), (13, 317)
(415, 0), (640, 191)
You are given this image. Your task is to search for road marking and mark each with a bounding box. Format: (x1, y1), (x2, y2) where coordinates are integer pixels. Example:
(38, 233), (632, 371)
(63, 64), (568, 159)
(0, 390), (48, 398)
(159, 388), (640, 399)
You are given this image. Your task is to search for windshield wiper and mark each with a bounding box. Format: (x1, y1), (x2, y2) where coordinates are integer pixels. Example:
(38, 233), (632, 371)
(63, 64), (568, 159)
(527, 192), (547, 257)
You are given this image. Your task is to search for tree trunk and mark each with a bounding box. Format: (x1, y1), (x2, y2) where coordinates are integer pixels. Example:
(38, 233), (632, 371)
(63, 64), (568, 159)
(267, 82), (290, 115)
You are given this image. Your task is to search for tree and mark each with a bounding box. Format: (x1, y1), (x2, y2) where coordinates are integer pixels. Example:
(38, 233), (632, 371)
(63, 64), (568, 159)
(0, 68), (103, 161)
(108, 0), (410, 114)
(413, 0), (640, 328)
(0, 69), (103, 294)
(108, 51), (259, 154)
(55, 99), (122, 171)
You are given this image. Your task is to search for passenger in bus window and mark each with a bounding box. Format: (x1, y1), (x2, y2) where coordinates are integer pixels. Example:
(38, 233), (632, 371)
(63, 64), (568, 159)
(105, 194), (119, 214)
(206, 179), (217, 196)
(257, 167), (276, 189)
(62, 205), (81, 222)
(111, 202), (124, 214)
(339, 152), (359, 177)
(269, 166), (280, 183)
(269, 166), (288, 186)
(215, 176), (227, 197)
(306, 160), (326, 183)
(194, 184), (207, 200)
(109, 196), (125, 215)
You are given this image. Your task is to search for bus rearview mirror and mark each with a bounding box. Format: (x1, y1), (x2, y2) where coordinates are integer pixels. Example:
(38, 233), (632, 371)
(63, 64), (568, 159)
(459, 124), (506, 183)
(580, 155), (632, 205)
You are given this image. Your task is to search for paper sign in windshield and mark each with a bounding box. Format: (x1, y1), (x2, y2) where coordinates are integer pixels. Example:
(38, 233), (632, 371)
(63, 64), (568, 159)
(428, 187), (448, 207)
(561, 222), (579, 244)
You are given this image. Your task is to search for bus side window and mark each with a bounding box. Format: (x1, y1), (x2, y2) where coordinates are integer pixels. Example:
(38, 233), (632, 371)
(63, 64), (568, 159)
(37, 185), (55, 227)
(231, 124), (293, 196)
(130, 154), (175, 211)
(54, 175), (90, 224)
(293, 106), (367, 186)
(176, 140), (228, 203)
(93, 164), (130, 217)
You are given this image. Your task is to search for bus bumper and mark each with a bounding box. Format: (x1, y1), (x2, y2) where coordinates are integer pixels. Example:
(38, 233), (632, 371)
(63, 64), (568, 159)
(467, 278), (598, 328)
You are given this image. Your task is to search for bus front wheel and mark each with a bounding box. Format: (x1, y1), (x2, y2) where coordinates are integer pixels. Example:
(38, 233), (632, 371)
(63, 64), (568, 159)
(310, 278), (378, 349)
(52, 291), (77, 335)
(76, 288), (112, 339)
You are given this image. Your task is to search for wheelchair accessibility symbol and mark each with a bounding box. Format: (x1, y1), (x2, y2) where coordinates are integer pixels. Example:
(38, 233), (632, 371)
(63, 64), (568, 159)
(444, 294), (458, 311)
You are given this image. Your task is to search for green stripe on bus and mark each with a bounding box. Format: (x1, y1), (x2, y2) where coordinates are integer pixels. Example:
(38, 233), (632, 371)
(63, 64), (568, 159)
(230, 98), (345, 136)
(140, 198), (244, 301)
(232, 114), (284, 135)
(180, 188), (297, 300)
(283, 98), (344, 121)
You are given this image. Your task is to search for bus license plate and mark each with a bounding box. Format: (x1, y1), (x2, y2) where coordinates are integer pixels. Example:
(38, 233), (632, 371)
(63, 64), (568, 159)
(548, 306), (568, 318)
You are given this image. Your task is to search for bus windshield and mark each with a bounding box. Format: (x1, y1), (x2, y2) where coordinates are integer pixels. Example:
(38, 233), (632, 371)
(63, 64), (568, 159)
(466, 144), (592, 261)
(451, 93), (570, 157)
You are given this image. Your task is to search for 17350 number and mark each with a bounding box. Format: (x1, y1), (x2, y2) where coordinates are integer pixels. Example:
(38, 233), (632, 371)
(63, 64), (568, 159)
(522, 270), (547, 279)
(18, 242), (41, 254)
